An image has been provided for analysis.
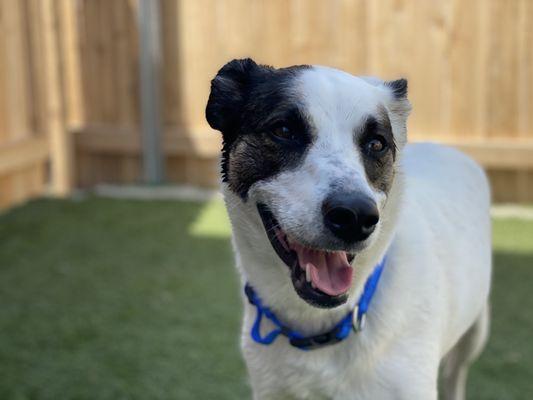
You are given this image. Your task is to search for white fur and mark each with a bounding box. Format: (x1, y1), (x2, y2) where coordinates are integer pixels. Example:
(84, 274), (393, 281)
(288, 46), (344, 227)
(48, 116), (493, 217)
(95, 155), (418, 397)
(222, 66), (491, 399)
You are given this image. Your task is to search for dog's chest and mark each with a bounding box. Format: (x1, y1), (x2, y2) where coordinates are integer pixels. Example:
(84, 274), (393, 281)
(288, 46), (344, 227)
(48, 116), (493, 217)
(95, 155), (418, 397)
(244, 338), (379, 400)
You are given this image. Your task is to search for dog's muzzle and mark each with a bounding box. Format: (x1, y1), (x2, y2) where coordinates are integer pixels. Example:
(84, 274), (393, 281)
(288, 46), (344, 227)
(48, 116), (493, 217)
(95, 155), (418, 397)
(257, 204), (356, 308)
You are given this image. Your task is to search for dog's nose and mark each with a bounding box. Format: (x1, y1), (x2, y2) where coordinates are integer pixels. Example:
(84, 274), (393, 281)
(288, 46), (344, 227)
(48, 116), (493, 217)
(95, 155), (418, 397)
(322, 193), (379, 243)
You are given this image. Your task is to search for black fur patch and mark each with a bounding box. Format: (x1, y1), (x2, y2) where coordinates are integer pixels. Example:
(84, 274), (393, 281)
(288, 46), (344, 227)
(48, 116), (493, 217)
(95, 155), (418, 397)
(357, 108), (396, 193)
(206, 59), (312, 198)
(385, 78), (408, 99)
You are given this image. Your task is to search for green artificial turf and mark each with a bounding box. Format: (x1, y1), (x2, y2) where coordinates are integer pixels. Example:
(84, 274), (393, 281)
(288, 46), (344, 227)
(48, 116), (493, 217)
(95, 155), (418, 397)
(0, 197), (532, 399)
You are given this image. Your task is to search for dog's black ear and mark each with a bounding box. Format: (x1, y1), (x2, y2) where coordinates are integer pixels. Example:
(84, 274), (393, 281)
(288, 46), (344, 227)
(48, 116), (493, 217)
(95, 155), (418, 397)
(385, 78), (408, 99)
(205, 58), (260, 134)
(383, 78), (411, 148)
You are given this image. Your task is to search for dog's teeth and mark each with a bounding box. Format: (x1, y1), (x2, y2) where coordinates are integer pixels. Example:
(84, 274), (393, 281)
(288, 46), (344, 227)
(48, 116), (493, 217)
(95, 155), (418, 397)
(305, 263), (311, 283)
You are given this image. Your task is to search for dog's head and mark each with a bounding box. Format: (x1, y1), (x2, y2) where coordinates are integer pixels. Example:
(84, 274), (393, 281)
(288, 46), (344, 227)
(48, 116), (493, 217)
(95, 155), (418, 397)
(206, 59), (410, 309)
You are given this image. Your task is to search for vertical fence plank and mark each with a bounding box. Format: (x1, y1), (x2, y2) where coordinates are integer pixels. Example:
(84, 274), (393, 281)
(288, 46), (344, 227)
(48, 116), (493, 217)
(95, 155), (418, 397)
(25, 0), (46, 136)
(517, 0), (532, 138)
(42, 0), (73, 196)
(114, 0), (137, 127)
(58, 0), (84, 128)
(485, 0), (520, 138)
(0, 0), (9, 145)
(449, 0), (484, 139)
(3, 0), (31, 141)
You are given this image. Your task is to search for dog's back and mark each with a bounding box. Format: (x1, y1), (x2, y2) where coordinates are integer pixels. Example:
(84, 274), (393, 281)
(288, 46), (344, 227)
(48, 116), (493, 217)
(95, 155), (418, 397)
(400, 142), (491, 345)
(397, 143), (491, 398)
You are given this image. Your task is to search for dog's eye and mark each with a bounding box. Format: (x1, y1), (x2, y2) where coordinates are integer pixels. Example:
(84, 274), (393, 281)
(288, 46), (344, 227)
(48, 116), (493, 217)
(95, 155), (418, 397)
(270, 125), (297, 143)
(363, 136), (388, 155)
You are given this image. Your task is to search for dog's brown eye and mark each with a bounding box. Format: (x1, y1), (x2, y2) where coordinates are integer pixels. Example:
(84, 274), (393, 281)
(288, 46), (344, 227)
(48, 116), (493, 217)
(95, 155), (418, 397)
(363, 136), (387, 155)
(271, 125), (296, 142)
(369, 139), (384, 152)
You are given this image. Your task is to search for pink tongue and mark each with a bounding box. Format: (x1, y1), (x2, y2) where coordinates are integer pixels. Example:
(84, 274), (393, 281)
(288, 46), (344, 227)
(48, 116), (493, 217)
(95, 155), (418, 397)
(291, 243), (353, 296)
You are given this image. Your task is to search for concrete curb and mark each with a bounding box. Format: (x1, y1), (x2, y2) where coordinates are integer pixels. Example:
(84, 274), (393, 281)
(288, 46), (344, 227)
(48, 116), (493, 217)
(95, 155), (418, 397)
(92, 184), (221, 202)
(491, 205), (533, 220)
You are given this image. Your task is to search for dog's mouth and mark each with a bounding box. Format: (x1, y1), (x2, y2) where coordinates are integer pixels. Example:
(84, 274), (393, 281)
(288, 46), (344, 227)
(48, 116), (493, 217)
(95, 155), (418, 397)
(257, 204), (355, 308)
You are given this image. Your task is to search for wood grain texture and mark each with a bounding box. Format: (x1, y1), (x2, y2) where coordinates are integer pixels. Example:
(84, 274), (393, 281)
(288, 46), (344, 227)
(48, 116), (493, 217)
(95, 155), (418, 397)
(41, 0), (74, 196)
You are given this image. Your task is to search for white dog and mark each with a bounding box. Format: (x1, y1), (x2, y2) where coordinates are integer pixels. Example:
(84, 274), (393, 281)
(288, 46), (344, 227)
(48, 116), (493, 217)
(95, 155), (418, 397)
(206, 59), (491, 400)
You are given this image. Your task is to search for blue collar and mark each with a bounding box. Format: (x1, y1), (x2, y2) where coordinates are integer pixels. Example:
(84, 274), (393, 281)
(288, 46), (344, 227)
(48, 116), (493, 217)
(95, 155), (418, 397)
(244, 256), (386, 351)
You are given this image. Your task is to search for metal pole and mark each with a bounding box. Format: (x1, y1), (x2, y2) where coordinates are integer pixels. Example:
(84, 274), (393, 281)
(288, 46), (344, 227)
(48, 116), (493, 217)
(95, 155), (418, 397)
(138, 0), (164, 184)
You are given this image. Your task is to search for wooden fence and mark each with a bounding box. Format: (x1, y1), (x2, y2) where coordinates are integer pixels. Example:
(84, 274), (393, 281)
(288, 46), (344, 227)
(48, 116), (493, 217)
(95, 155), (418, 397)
(1, 0), (532, 209)
(0, 0), (75, 208)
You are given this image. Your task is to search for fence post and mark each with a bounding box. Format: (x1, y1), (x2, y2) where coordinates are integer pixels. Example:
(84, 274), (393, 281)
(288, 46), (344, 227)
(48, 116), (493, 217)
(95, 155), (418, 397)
(42, 0), (74, 196)
(138, 0), (164, 184)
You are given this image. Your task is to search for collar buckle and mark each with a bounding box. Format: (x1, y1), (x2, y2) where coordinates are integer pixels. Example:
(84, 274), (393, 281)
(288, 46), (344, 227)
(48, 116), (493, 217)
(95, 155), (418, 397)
(352, 306), (366, 332)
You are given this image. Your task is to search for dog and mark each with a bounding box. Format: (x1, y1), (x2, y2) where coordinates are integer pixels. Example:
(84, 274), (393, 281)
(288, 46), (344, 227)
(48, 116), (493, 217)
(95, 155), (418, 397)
(205, 58), (491, 400)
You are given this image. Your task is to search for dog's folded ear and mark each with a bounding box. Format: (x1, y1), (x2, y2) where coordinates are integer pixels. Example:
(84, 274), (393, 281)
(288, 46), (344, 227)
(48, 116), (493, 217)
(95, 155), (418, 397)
(383, 78), (411, 148)
(205, 58), (260, 135)
(361, 76), (409, 101)
(384, 78), (411, 120)
(385, 79), (408, 99)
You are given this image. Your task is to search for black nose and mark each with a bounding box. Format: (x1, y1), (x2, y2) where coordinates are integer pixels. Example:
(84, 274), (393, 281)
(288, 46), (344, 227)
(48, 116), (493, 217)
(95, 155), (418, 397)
(322, 193), (379, 243)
